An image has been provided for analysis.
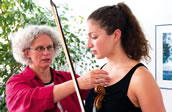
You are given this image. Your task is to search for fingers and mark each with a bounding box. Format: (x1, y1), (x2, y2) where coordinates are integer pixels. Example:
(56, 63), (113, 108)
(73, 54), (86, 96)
(92, 69), (110, 85)
(78, 69), (111, 89)
(94, 77), (109, 86)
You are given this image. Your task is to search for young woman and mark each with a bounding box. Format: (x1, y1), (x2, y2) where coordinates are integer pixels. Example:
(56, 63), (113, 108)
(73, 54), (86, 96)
(85, 2), (166, 112)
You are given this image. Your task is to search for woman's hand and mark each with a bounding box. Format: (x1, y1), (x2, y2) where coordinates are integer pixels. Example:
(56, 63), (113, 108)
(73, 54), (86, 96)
(78, 69), (110, 89)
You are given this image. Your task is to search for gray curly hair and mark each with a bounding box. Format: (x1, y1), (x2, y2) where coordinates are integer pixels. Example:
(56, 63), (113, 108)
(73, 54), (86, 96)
(12, 25), (62, 65)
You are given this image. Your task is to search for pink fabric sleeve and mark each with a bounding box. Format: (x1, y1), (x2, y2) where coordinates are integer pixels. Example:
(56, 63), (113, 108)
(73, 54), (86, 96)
(6, 76), (55, 112)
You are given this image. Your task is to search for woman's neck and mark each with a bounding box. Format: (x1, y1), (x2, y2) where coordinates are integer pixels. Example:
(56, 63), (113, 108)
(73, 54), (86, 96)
(106, 48), (131, 66)
(29, 65), (52, 83)
(104, 48), (138, 74)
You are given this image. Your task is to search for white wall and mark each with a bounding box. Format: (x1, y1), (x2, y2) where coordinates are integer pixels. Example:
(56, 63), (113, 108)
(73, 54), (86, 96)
(40, 0), (172, 111)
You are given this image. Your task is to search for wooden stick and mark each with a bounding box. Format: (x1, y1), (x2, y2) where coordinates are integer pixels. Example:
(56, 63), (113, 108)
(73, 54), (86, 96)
(50, 1), (85, 112)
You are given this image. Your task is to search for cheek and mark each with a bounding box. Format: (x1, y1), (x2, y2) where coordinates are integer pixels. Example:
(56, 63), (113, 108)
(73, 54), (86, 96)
(95, 39), (106, 50)
(30, 54), (41, 61)
(50, 51), (55, 58)
(96, 39), (114, 54)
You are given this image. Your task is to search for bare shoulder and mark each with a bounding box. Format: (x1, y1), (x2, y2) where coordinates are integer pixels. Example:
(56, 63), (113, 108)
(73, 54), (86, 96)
(131, 65), (159, 95)
(132, 65), (155, 85)
(130, 65), (166, 112)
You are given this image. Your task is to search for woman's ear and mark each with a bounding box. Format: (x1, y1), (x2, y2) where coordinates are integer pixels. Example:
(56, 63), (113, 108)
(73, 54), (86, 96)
(23, 49), (30, 59)
(113, 29), (121, 41)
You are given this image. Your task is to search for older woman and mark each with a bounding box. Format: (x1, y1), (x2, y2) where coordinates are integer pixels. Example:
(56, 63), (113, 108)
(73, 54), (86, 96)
(6, 25), (110, 112)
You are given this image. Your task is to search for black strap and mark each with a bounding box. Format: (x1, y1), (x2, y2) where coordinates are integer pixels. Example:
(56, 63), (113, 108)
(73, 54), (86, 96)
(100, 63), (106, 69)
(123, 63), (145, 94)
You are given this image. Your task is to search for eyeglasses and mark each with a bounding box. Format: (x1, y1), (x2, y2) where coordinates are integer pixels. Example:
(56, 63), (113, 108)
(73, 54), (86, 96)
(29, 45), (54, 52)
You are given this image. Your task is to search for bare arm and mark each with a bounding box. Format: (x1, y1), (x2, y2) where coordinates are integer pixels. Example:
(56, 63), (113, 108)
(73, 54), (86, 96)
(133, 67), (166, 112)
(53, 80), (75, 102)
(53, 69), (110, 102)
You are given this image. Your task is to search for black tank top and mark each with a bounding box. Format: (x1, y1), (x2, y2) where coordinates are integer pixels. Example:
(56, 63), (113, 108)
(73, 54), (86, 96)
(85, 63), (144, 112)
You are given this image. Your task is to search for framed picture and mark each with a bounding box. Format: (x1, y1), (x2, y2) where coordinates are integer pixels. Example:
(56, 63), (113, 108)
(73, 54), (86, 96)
(155, 24), (172, 90)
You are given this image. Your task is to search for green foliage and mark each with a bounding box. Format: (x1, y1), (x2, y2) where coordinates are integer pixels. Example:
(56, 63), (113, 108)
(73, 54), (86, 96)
(0, 0), (98, 111)
(51, 4), (98, 72)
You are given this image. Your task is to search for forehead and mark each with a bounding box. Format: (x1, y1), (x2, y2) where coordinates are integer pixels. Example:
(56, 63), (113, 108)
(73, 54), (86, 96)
(31, 34), (53, 46)
(87, 19), (100, 31)
(87, 19), (106, 36)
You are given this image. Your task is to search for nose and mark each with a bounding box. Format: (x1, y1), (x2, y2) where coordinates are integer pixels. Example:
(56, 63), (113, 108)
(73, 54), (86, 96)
(87, 38), (93, 48)
(42, 48), (50, 55)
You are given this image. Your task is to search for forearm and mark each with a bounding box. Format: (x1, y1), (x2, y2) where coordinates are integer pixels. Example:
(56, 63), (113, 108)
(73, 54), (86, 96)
(53, 80), (75, 103)
(53, 69), (110, 103)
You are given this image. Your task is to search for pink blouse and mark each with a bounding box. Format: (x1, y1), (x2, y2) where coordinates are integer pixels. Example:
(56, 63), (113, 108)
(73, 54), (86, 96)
(6, 66), (88, 112)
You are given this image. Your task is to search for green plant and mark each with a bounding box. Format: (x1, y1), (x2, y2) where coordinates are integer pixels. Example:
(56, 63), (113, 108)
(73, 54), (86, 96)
(0, 0), (98, 111)
(51, 4), (99, 73)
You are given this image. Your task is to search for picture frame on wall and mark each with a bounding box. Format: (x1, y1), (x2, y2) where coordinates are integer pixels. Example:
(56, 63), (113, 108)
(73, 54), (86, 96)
(155, 24), (172, 90)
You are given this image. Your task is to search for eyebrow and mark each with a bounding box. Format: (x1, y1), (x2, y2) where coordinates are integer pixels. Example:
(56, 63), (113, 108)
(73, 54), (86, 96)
(34, 44), (53, 48)
(88, 32), (96, 36)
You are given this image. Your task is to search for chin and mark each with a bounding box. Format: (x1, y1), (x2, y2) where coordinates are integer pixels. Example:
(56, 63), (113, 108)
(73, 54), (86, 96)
(95, 55), (104, 59)
(40, 63), (51, 68)
(41, 66), (50, 70)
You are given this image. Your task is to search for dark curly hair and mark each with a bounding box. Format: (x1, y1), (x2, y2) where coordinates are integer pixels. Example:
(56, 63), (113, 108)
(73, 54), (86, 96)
(87, 2), (150, 62)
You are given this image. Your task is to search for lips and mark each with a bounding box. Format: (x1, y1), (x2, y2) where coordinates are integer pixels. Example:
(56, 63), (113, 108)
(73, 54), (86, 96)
(41, 58), (50, 62)
(92, 50), (97, 54)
